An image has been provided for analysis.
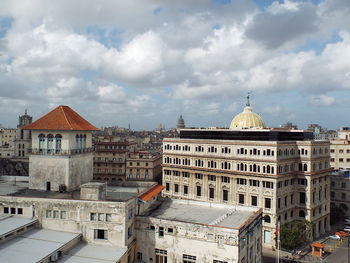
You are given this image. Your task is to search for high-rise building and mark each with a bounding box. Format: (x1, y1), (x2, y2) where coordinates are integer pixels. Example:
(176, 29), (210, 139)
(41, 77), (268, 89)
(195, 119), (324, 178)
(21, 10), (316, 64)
(330, 127), (350, 170)
(162, 101), (331, 248)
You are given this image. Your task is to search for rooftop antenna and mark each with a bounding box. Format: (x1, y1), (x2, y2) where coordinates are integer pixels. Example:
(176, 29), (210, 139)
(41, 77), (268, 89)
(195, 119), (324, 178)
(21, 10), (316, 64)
(245, 92), (251, 107)
(25, 108), (27, 115)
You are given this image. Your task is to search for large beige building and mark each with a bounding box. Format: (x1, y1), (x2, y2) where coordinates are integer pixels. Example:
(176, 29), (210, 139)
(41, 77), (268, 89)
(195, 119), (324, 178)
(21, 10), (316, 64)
(162, 103), (331, 247)
(330, 127), (350, 170)
(93, 138), (137, 181)
(126, 151), (162, 182)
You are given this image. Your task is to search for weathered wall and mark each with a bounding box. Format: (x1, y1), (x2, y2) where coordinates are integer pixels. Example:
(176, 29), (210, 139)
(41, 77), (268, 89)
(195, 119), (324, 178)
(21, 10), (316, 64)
(29, 153), (93, 191)
(0, 195), (134, 248)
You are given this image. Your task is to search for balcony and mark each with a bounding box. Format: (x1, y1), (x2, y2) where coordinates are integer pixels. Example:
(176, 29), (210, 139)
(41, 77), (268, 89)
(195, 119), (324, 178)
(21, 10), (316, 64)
(29, 147), (94, 156)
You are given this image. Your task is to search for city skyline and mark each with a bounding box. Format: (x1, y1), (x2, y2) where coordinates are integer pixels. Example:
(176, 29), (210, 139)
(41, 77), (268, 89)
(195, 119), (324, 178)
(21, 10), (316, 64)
(0, 0), (350, 130)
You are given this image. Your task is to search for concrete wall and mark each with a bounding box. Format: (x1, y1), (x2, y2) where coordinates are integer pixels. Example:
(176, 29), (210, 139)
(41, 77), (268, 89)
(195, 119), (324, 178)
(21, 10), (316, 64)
(135, 216), (262, 263)
(0, 195), (134, 248)
(29, 153), (93, 191)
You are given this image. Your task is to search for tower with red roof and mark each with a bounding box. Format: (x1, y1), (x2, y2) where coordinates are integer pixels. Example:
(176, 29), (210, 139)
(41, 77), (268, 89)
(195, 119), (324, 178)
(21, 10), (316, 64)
(23, 105), (99, 191)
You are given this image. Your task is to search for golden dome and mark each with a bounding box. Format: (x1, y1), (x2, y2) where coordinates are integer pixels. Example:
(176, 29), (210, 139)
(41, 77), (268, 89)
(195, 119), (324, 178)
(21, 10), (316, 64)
(230, 106), (265, 129)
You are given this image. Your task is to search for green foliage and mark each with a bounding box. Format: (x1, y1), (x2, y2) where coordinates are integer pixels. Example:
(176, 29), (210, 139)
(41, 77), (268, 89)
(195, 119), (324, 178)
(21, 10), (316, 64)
(280, 220), (313, 250)
(330, 204), (346, 225)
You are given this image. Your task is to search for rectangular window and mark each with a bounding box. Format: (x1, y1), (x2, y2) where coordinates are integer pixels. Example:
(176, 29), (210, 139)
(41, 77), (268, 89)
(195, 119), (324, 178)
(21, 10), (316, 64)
(53, 210), (59, 219)
(223, 190), (228, 202)
(46, 210), (52, 218)
(209, 188), (215, 199)
(183, 254), (196, 263)
(137, 252), (143, 260)
(174, 184), (179, 193)
(60, 211), (66, 219)
(10, 207), (16, 214)
(98, 213), (104, 221)
(222, 176), (230, 183)
(196, 186), (201, 197)
(342, 193), (346, 200)
(239, 194), (245, 204)
(90, 213), (97, 221)
(106, 213), (112, 222)
(128, 225), (133, 238)
(159, 227), (164, 237)
(184, 185), (188, 195)
(155, 249), (167, 263)
(17, 208), (23, 215)
(3, 207), (9, 214)
(166, 183), (170, 191)
(300, 192), (306, 204)
(265, 198), (271, 209)
(182, 172), (189, 178)
(195, 173), (203, 180)
(251, 196), (258, 206)
(208, 175), (216, 181)
(94, 229), (107, 240)
(342, 182), (346, 188)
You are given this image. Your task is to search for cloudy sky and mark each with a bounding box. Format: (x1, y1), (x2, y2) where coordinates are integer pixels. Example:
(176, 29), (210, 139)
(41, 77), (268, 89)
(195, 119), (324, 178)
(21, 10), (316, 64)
(0, 0), (350, 130)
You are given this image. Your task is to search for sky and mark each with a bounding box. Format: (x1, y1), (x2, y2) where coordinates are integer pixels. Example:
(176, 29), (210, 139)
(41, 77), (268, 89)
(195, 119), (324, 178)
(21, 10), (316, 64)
(0, 0), (350, 130)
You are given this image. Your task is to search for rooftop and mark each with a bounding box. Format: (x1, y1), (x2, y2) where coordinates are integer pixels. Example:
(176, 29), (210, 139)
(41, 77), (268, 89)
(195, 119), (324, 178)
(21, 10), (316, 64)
(145, 198), (261, 230)
(0, 227), (80, 263)
(22, 105), (99, 131)
(178, 129), (314, 141)
(60, 243), (127, 263)
(0, 179), (151, 202)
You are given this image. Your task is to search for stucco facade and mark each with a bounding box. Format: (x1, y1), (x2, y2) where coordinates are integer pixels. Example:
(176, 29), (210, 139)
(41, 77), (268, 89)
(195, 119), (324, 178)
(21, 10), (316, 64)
(162, 129), (331, 247)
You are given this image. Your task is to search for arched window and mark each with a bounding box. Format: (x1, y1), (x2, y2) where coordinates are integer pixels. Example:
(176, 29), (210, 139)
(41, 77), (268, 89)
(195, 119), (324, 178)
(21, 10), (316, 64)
(253, 164), (257, 172)
(271, 166), (274, 174)
(264, 215), (271, 223)
(299, 210), (306, 218)
(47, 134), (54, 153)
(79, 134), (83, 149)
(55, 134), (62, 153)
(267, 165), (271, 174)
(303, 163), (308, 172)
(76, 135), (79, 149)
(38, 134), (45, 152)
(83, 134), (87, 148)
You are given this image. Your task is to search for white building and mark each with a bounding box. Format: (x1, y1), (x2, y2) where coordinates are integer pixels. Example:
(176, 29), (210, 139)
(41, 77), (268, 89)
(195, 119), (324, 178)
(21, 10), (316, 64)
(23, 105), (99, 191)
(162, 102), (331, 247)
(136, 199), (262, 263)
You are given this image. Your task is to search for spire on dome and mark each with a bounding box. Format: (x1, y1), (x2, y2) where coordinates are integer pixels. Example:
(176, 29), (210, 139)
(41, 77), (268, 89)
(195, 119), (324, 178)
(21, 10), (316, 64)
(246, 92), (251, 107)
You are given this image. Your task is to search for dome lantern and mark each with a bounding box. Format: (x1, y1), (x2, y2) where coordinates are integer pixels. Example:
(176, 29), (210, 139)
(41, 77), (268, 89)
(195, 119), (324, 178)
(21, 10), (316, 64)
(229, 94), (265, 130)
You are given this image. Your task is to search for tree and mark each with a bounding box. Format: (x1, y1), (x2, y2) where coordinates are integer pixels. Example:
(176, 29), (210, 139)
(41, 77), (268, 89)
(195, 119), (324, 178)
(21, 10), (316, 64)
(330, 203), (346, 225)
(280, 220), (313, 250)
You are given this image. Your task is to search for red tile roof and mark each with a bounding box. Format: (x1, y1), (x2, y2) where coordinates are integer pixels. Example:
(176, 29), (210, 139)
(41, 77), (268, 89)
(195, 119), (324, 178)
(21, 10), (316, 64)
(139, 185), (165, 202)
(23, 105), (99, 131)
(311, 243), (326, 248)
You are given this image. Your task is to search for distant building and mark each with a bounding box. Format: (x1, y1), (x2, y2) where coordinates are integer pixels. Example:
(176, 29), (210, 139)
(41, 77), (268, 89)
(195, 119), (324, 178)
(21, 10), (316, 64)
(126, 151), (162, 182)
(177, 115), (185, 131)
(162, 100), (331, 248)
(14, 109), (33, 159)
(281, 122), (298, 130)
(330, 170), (350, 216)
(93, 138), (137, 181)
(330, 127), (350, 169)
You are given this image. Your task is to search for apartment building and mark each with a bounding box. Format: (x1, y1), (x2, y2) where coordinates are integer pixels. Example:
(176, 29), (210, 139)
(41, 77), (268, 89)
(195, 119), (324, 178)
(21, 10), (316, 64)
(126, 151), (162, 182)
(93, 139), (137, 181)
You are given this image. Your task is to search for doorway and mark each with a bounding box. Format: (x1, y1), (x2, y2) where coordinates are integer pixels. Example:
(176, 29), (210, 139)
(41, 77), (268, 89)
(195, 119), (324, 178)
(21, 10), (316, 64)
(46, 181), (51, 191)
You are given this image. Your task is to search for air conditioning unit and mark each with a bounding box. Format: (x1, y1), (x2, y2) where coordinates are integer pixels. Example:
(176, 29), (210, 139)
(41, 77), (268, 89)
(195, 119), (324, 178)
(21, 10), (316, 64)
(50, 252), (59, 262)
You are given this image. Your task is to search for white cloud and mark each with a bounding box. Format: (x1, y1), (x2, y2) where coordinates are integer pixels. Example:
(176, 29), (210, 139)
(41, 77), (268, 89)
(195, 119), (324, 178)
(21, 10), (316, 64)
(310, 94), (336, 106)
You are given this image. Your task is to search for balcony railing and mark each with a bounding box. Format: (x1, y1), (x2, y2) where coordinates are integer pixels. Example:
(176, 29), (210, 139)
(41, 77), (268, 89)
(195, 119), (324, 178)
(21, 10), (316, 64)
(29, 147), (94, 155)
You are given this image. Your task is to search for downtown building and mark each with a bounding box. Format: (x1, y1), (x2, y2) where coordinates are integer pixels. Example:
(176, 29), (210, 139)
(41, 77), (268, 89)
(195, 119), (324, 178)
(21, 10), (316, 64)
(162, 102), (331, 247)
(0, 105), (262, 263)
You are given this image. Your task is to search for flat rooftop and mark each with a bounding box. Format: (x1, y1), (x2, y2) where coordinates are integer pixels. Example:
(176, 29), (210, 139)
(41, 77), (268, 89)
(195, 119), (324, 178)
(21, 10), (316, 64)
(178, 129), (313, 141)
(146, 199), (261, 230)
(0, 228), (80, 263)
(0, 180), (149, 202)
(0, 216), (37, 236)
(60, 243), (127, 263)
